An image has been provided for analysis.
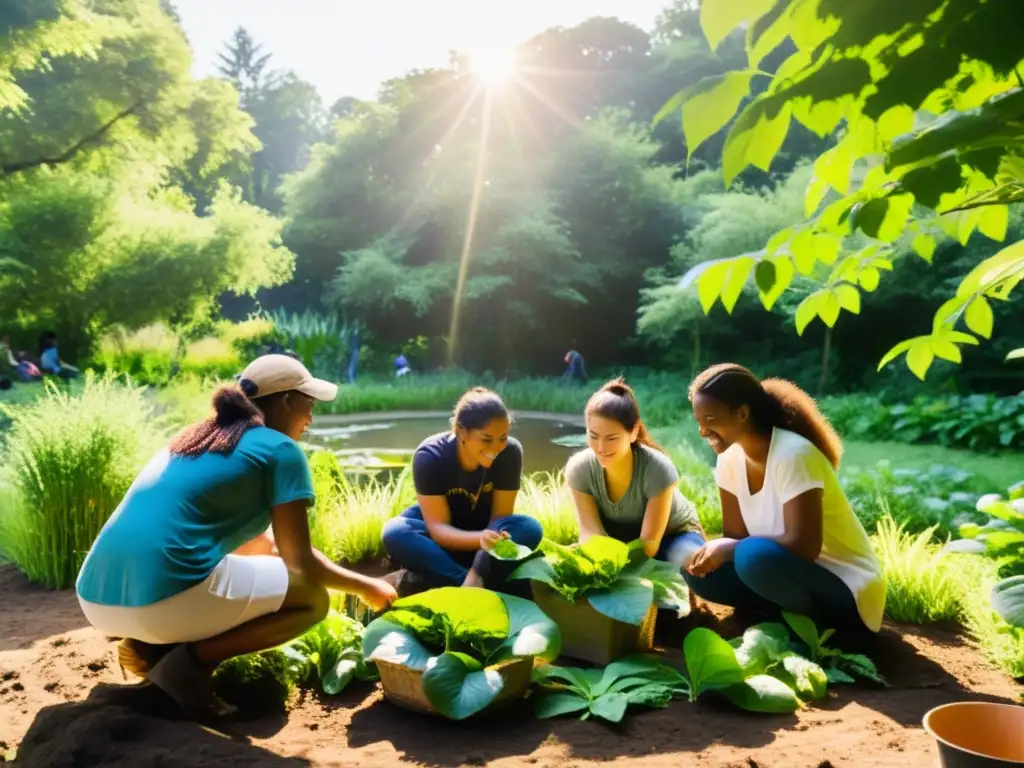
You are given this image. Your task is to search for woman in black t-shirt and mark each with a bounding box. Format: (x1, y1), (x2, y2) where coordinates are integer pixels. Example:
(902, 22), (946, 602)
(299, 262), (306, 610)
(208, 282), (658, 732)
(382, 388), (542, 590)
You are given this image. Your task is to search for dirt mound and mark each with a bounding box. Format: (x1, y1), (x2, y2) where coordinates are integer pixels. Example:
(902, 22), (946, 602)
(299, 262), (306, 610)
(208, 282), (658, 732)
(12, 684), (307, 767)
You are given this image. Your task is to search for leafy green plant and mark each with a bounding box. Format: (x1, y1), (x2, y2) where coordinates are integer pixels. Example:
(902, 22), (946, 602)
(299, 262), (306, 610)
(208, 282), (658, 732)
(953, 482), (1024, 627)
(729, 622), (828, 701)
(489, 537), (531, 561)
(873, 516), (964, 623)
(683, 627), (801, 714)
(212, 609), (375, 711)
(780, 612), (886, 686)
(825, 393), (1024, 453)
(843, 462), (978, 537)
(510, 535), (691, 624)
(283, 609), (378, 695)
(212, 648), (300, 712)
(532, 655), (689, 722)
(362, 587), (560, 720)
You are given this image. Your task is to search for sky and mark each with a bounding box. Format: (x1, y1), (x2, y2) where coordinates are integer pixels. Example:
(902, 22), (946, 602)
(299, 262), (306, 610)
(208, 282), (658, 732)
(173, 0), (670, 105)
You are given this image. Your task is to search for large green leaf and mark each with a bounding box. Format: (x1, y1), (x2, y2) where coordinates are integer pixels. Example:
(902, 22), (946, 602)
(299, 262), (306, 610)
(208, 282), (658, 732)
(683, 628), (746, 697)
(774, 653), (828, 701)
(991, 575), (1024, 627)
(362, 619), (434, 672)
(590, 692), (630, 723)
(578, 535), (630, 569)
(628, 558), (691, 617)
(534, 692), (590, 719)
(420, 651), (505, 720)
(679, 71), (759, 159)
(722, 674), (802, 713)
(588, 577), (654, 626)
(509, 556), (556, 585)
(700, 0), (778, 51)
(781, 612), (820, 658)
(723, 100), (793, 185)
(488, 593), (561, 664)
(733, 622), (790, 675)
(394, 587), (509, 650)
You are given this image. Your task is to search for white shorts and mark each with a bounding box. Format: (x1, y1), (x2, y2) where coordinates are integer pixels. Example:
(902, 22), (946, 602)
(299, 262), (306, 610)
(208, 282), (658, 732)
(78, 555), (290, 645)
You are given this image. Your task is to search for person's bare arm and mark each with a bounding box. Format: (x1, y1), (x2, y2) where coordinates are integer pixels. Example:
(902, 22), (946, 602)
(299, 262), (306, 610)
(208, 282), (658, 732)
(719, 488), (747, 539)
(489, 488), (518, 522)
(419, 495), (486, 551)
(772, 489), (824, 561)
(571, 489), (607, 543)
(638, 486), (674, 557)
(271, 500), (395, 607)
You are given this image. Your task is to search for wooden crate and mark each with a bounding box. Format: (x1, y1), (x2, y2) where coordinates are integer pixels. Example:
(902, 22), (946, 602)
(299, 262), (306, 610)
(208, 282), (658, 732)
(376, 656), (533, 718)
(531, 582), (656, 666)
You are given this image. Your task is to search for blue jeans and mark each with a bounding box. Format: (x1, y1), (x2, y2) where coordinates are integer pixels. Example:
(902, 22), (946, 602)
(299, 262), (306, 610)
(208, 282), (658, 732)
(381, 505), (544, 587)
(682, 537), (866, 633)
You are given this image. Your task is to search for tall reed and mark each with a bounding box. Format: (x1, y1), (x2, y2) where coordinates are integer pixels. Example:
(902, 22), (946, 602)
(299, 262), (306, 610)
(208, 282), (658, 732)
(0, 374), (166, 588)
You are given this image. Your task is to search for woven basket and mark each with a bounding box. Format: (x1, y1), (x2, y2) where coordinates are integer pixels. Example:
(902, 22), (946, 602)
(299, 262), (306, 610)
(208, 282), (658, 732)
(531, 582), (657, 666)
(376, 655), (534, 717)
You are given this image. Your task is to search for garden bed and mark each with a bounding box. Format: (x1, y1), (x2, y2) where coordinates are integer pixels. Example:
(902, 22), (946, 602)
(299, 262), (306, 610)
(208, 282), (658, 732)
(1, 565), (1021, 767)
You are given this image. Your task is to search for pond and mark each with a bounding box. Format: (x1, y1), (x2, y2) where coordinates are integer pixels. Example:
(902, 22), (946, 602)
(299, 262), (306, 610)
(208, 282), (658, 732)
(304, 411), (587, 476)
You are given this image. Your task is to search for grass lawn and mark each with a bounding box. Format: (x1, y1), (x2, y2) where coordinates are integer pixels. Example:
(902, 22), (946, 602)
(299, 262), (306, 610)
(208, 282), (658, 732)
(843, 440), (1021, 491)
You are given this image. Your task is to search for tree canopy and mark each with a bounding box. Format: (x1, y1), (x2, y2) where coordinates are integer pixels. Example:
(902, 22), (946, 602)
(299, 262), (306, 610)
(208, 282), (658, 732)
(659, 0), (1024, 380)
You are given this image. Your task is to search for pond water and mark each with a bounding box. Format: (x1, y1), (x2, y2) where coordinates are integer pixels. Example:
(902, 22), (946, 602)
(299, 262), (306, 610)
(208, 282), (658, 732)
(304, 412), (587, 475)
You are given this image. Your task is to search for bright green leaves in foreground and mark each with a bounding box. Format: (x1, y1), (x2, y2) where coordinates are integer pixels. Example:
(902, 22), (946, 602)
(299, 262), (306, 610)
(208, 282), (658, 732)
(510, 536), (691, 624)
(658, 0), (1024, 378)
(533, 655), (689, 723)
(363, 587), (560, 720)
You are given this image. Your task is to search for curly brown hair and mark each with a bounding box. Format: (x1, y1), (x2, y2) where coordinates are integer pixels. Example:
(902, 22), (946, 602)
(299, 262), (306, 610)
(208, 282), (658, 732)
(688, 363), (842, 469)
(586, 377), (665, 454)
(168, 386), (266, 457)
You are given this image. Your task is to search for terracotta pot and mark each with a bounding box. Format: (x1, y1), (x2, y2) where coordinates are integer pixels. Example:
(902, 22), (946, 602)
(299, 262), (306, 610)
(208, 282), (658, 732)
(923, 701), (1024, 767)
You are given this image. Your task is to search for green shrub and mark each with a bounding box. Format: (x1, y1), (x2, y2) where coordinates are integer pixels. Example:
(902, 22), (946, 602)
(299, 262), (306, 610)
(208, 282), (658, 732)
(0, 375), (166, 588)
(842, 462), (979, 538)
(823, 392), (1024, 453)
(94, 323), (180, 385)
(179, 336), (241, 380)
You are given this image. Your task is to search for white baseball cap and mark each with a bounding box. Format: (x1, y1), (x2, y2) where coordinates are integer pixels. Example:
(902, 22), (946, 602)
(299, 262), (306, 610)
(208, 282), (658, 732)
(238, 354), (338, 402)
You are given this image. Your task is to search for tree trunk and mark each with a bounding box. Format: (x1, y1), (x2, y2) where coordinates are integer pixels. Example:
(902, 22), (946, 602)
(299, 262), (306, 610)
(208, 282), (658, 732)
(818, 326), (832, 398)
(692, 322), (701, 375)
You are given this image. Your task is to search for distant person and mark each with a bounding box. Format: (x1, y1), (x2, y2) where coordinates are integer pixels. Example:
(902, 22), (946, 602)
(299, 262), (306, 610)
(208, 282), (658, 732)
(345, 325), (360, 385)
(566, 378), (704, 568)
(382, 388), (542, 593)
(686, 363), (884, 635)
(3, 337), (42, 382)
(395, 353), (411, 378)
(75, 355), (397, 720)
(38, 331), (78, 380)
(563, 348), (587, 383)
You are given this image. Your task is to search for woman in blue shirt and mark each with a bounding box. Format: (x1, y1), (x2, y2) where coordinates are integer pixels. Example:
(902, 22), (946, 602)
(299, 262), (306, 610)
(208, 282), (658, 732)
(76, 355), (397, 720)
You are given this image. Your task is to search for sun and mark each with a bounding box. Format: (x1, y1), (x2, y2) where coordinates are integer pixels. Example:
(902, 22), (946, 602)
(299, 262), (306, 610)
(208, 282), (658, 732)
(470, 43), (517, 86)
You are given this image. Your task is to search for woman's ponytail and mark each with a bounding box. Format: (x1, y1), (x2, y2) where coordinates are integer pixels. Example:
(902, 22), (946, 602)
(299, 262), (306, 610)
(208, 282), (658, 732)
(169, 385), (265, 457)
